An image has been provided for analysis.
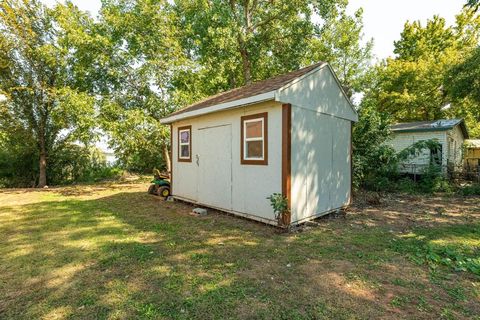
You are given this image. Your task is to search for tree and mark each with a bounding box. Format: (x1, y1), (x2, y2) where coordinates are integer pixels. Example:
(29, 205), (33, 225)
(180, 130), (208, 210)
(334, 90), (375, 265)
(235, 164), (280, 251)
(69, 0), (186, 173)
(88, 0), (366, 172)
(0, 0), (95, 187)
(172, 0), (352, 105)
(466, 0), (479, 11)
(367, 9), (480, 135)
(446, 48), (480, 104)
(352, 92), (397, 190)
(306, 7), (373, 97)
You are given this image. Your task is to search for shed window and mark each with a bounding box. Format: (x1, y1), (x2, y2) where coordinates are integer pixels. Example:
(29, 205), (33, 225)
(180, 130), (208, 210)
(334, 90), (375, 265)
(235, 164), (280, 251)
(241, 113), (268, 165)
(178, 126), (191, 162)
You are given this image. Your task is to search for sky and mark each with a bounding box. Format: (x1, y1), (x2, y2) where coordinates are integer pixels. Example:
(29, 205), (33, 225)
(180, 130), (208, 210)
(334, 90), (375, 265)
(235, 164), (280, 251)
(347, 0), (465, 59)
(42, 0), (467, 59)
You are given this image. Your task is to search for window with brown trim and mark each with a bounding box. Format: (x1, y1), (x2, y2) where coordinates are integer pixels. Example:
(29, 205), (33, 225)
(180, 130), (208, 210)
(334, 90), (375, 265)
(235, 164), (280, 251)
(178, 125), (192, 162)
(241, 112), (268, 165)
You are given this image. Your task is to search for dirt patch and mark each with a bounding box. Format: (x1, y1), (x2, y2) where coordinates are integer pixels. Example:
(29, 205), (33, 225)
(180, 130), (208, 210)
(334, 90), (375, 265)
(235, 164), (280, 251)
(349, 192), (480, 230)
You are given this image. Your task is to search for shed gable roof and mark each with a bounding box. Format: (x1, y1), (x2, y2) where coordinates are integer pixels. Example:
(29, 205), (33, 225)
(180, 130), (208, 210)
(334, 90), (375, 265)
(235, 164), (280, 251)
(161, 62), (358, 124)
(390, 119), (469, 138)
(168, 62), (325, 118)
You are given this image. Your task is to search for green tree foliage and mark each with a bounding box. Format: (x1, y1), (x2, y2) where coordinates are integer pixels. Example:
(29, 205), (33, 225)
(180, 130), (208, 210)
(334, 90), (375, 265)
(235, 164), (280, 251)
(175, 0), (313, 90)
(352, 101), (397, 190)
(447, 46), (480, 103)
(48, 144), (121, 185)
(86, 0), (372, 172)
(367, 9), (480, 136)
(67, 0), (186, 173)
(466, 0), (479, 11)
(171, 0), (371, 104)
(307, 7), (373, 97)
(0, 0), (95, 186)
(445, 47), (480, 125)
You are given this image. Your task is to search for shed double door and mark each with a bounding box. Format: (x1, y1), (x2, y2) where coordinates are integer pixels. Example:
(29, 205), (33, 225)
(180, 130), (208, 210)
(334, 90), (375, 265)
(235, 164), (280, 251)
(196, 124), (232, 210)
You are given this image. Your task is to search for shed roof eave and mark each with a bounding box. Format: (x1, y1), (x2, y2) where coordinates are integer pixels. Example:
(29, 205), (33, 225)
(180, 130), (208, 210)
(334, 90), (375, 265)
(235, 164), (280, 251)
(391, 128), (452, 134)
(160, 91), (276, 124)
(391, 121), (469, 138)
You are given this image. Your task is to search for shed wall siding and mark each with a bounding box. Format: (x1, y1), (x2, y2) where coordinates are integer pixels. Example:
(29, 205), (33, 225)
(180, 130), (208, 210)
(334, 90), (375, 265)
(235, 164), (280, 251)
(446, 125), (465, 170)
(389, 131), (448, 171)
(290, 106), (351, 223)
(172, 101), (283, 223)
(276, 66), (358, 122)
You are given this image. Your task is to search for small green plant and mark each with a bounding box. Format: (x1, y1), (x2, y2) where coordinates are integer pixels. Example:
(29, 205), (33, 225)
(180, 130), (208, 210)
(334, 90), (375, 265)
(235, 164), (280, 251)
(391, 239), (480, 276)
(458, 183), (480, 196)
(267, 193), (289, 226)
(397, 177), (417, 194)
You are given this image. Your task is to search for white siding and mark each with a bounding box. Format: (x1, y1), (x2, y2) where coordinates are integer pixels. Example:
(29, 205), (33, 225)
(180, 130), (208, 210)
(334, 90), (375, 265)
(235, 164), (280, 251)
(172, 101), (283, 224)
(388, 131), (447, 172)
(276, 66), (358, 122)
(290, 107), (351, 224)
(446, 126), (465, 170)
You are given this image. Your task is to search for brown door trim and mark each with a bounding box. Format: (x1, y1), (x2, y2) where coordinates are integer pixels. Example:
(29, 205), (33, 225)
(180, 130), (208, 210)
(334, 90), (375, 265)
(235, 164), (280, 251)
(282, 104), (292, 225)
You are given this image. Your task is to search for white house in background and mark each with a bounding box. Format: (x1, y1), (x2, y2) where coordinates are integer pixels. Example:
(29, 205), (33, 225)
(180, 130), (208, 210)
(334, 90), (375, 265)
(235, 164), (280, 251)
(389, 119), (469, 174)
(160, 62), (358, 227)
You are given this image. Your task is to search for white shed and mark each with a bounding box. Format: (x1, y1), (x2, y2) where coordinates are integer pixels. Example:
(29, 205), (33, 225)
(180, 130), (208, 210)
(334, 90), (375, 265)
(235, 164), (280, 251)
(160, 62), (358, 227)
(389, 119), (469, 174)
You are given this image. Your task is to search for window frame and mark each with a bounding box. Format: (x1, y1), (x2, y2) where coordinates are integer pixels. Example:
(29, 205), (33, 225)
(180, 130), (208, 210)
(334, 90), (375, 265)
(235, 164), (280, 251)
(178, 125), (192, 162)
(430, 144), (443, 166)
(240, 112), (268, 165)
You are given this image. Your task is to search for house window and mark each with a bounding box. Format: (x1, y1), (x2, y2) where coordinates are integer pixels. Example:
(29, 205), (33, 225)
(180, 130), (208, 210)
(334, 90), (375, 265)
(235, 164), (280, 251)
(241, 113), (268, 165)
(430, 145), (442, 166)
(178, 125), (191, 162)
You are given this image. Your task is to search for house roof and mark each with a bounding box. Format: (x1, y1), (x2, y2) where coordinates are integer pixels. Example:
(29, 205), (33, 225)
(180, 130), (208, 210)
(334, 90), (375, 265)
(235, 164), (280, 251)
(167, 62), (325, 118)
(390, 119), (469, 138)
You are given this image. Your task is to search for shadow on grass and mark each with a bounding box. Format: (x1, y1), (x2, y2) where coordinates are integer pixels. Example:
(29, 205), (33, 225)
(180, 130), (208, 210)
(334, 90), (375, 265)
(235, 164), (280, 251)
(0, 191), (478, 319)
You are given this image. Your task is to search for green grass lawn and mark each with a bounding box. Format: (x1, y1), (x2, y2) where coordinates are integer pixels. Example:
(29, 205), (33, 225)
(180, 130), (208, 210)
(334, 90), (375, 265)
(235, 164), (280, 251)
(0, 183), (479, 319)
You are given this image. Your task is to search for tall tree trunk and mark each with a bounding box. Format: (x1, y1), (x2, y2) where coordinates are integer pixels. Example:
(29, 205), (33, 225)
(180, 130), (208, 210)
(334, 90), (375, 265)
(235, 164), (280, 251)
(163, 144), (171, 173)
(230, 0), (253, 85)
(239, 45), (252, 85)
(38, 145), (47, 188)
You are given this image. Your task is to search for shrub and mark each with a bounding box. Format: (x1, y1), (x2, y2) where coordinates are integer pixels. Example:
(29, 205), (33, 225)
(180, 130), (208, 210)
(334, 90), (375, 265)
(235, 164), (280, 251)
(0, 140), (123, 187)
(416, 165), (453, 193)
(352, 103), (397, 191)
(458, 183), (480, 196)
(48, 144), (124, 184)
(267, 193), (289, 226)
(0, 139), (39, 187)
(396, 177), (417, 194)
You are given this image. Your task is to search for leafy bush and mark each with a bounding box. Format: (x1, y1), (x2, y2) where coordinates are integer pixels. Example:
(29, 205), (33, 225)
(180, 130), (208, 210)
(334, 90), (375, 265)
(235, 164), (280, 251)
(0, 134), (39, 187)
(352, 104), (398, 190)
(417, 165), (453, 194)
(396, 177), (417, 194)
(458, 183), (480, 196)
(48, 144), (123, 184)
(0, 140), (123, 187)
(267, 193), (289, 224)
